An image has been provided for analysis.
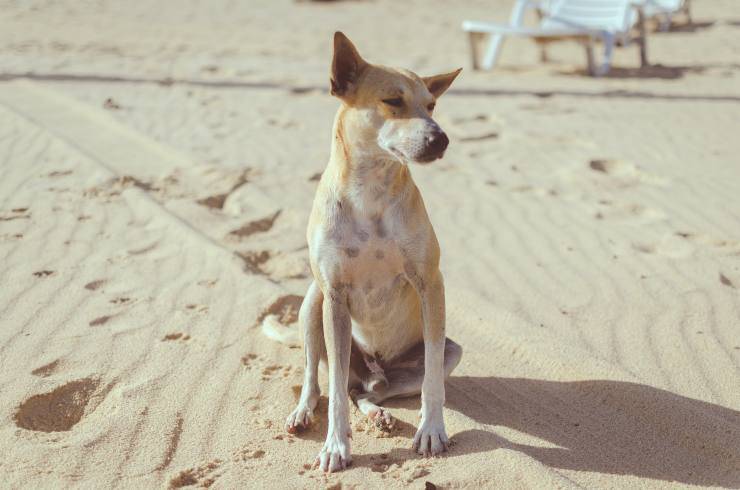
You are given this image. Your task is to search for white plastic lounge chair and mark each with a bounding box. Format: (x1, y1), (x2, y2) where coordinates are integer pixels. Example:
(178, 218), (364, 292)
(463, 0), (648, 76)
(639, 0), (691, 30)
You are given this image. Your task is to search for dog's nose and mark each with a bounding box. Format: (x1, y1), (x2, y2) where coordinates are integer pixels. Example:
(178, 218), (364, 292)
(426, 130), (449, 155)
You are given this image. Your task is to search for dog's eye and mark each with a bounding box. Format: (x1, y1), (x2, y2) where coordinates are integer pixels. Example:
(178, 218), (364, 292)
(382, 97), (403, 107)
(427, 102), (436, 112)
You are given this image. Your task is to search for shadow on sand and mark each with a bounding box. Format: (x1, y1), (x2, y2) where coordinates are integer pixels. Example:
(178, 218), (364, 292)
(558, 62), (740, 80)
(444, 376), (740, 487)
(2, 72), (740, 103)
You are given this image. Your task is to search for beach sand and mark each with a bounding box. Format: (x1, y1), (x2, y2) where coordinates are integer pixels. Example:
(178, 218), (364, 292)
(1, 0), (739, 488)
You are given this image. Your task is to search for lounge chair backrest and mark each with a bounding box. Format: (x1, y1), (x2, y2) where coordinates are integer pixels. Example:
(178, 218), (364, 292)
(541, 0), (636, 33)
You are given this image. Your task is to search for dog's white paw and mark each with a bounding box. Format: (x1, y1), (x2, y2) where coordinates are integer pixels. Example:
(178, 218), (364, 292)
(315, 433), (351, 472)
(412, 417), (449, 456)
(285, 403), (314, 434)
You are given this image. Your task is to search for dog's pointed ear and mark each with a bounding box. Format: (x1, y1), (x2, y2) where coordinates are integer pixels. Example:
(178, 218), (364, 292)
(423, 68), (462, 98)
(331, 32), (367, 98)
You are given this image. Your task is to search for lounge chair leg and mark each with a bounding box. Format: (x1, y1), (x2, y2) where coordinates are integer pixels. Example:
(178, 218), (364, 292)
(685, 0), (692, 24)
(638, 37), (648, 67)
(535, 7), (548, 62)
(468, 32), (481, 70)
(636, 8), (648, 67)
(585, 40), (596, 76)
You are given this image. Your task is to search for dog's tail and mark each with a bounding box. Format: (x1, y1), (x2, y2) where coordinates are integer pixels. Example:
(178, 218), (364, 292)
(261, 314), (300, 348)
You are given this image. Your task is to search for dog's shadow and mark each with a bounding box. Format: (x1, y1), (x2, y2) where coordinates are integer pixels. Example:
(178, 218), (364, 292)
(444, 376), (740, 487)
(291, 377), (740, 486)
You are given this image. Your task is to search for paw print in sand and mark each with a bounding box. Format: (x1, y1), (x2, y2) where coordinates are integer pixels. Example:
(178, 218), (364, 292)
(162, 333), (191, 342)
(240, 353), (295, 380)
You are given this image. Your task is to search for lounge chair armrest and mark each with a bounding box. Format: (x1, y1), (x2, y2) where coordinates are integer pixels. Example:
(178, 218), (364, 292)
(462, 20), (598, 38)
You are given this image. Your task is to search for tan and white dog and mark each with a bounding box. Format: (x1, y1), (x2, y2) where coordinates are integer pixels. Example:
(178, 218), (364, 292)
(286, 32), (463, 472)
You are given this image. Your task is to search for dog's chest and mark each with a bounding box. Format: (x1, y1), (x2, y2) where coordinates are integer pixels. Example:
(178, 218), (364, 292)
(326, 210), (413, 314)
(336, 213), (404, 280)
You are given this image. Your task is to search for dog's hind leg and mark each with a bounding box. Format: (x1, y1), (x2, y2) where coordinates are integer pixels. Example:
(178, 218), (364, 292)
(286, 281), (325, 433)
(383, 337), (462, 399)
(351, 390), (396, 432)
(350, 338), (462, 432)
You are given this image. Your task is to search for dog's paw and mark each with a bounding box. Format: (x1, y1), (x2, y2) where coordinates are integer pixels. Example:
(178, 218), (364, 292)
(412, 417), (449, 456)
(314, 433), (351, 472)
(368, 407), (395, 433)
(285, 404), (314, 434)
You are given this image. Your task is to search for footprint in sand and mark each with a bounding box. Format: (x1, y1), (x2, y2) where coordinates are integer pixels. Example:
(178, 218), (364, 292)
(231, 447), (266, 463)
(236, 249), (308, 280)
(185, 303), (209, 314)
(241, 353), (261, 369)
(14, 378), (100, 432)
(595, 202), (667, 226)
(102, 97), (122, 110)
(719, 273), (735, 288)
(631, 233), (694, 259)
(195, 169), (250, 211)
(48, 170), (73, 178)
(227, 210), (281, 239)
(240, 353), (295, 379)
(0, 208), (31, 221)
(84, 279), (107, 291)
(382, 460), (433, 484)
(674, 231), (740, 255)
(31, 359), (62, 378)
(260, 364), (295, 381)
(266, 117), (298, 129)
(448, 113), (502, 144)
(197, 279), (218, 288)
(127, 242), (158, 256)
(169, 459), (222, 489)
(256, 295), (303, 327)
(519, 102), (575, 115)
(196, 193), (229, 210)
(451, 114), (489, 124)
(458, 132), (499, 142)
(85, 175), (156, 200)
(235, 250), (271, 275)
(89, 315), (113, 327)
(588, 158), (668, 187)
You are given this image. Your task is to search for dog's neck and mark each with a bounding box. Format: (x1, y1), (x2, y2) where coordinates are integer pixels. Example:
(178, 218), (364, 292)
(327, 106), (411, 214)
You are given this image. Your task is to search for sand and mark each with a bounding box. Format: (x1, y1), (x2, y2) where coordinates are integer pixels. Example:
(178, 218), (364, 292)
(1, 0), (739, 488)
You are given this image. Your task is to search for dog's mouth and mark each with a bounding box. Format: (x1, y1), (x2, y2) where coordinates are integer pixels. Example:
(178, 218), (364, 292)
(387, 146), (445, 165)
(414, 150), (445, 164)
(387, 145), (407, 162)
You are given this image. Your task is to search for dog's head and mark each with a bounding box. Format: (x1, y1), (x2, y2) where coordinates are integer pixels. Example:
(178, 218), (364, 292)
(330, 32), (461, 164)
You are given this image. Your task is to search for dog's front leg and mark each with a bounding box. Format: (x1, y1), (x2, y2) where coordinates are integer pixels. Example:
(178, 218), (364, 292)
(410, 269), (449, 456)
(316, 285), (352, 472)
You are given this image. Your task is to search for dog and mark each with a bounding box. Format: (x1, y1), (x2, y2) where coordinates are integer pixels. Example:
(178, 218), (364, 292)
(285, 31), (463, 473)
